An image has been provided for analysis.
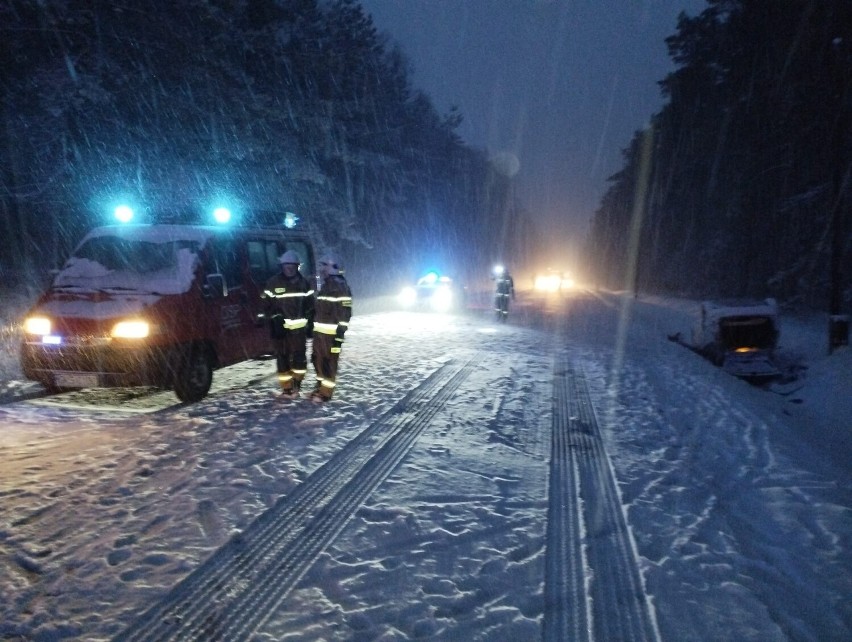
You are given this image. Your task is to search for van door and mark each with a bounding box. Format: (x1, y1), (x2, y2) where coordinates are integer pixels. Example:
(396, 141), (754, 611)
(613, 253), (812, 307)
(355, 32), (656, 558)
(207, 236), (268, 365)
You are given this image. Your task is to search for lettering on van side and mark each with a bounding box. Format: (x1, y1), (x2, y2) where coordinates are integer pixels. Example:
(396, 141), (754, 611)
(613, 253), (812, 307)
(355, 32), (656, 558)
(220, 304), (243, 331)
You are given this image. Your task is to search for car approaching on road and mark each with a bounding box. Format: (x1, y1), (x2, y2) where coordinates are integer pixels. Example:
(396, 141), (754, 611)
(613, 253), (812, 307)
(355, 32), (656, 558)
(398, 271), (465, 313)
(534, 268), (574, 293)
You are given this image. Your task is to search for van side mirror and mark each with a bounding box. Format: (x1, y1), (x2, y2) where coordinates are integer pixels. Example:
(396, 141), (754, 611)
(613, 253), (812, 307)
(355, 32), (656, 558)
(203, 273), (227, 298)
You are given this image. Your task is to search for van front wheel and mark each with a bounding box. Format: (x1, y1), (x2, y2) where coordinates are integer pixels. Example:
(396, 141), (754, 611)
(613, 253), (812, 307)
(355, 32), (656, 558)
(174, 346), (213, 403)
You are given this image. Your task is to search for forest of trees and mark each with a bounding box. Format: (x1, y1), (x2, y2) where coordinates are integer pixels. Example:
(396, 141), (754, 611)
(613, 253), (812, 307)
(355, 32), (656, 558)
(585, 0), (851, 311)
(4, 0), (848, 309)
(0, 0), (536, 292)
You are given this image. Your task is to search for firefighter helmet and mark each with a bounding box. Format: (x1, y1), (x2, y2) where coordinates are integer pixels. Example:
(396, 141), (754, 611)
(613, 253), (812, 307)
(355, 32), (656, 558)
(279, 250), (300, 265)
(319, 254), (341, 275)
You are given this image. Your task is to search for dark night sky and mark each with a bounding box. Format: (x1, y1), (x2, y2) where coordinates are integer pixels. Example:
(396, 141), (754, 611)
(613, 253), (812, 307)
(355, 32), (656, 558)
(359, 0), (707, 262)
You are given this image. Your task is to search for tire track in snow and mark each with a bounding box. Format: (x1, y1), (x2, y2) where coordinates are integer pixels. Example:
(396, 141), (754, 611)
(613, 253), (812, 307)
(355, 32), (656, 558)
(544, 360), (590, 642)
(115, 356), (478, 642)
(544, 360), (660, 642)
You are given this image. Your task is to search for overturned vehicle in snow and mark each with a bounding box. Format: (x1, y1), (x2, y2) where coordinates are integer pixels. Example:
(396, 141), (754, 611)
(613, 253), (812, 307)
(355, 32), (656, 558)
(690, 298), (780, 378)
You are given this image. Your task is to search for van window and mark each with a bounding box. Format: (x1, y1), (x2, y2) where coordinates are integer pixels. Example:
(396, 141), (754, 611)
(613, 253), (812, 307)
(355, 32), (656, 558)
(54, 235), (203, 294)
(210, 238), (242, 289)
(74, 237), (174, 272)
(248, 239), (314, 284)
(248, 240), (281, 284)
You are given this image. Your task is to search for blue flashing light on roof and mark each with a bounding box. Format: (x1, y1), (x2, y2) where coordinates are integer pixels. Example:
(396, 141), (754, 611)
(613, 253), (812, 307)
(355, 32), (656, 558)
(284, 212), (298, 229)
(420, 271), (439, 285)
(114, 204), (134, 223)
(213, 207), (232, 224)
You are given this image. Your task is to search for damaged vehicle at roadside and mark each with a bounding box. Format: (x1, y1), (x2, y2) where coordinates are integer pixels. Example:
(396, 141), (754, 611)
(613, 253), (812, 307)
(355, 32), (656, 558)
(689, 298), (781, 379)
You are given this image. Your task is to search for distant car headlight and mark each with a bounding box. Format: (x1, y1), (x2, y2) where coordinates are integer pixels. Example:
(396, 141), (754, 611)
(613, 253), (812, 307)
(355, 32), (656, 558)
(398, 286), (417, 307)
(24, 316), (52, 335)
(535, 275), (562, 292)
(111, 320), (151, 339)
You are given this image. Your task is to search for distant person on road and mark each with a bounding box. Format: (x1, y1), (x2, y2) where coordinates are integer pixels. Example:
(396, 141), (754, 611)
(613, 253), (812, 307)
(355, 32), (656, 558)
(310, 254), (353, 402)
(262, 250), (315, 397)
(493, 265), (515, 321)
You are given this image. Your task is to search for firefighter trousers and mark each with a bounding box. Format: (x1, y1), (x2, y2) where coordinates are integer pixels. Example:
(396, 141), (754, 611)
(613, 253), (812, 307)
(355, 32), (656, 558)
(273, 329), (308, 389)
(311, 332), (341, 397)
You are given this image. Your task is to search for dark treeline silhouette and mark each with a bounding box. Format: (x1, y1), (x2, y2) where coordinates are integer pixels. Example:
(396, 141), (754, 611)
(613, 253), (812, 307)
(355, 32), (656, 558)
(585, 0), (851, 310)
(0, 0), (534, 293)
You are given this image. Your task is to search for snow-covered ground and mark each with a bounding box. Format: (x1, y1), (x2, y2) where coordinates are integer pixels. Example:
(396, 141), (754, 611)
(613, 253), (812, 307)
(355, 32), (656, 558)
(0, 285), (849, 641)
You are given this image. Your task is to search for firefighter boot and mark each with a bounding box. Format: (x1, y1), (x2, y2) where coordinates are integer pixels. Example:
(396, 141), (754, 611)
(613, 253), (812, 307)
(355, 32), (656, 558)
(310, 381), (334, 402)
(279, 373), (298, 398)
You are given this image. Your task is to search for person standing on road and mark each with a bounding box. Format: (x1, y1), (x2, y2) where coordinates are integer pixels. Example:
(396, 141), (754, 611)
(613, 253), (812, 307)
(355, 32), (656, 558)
(262, 250), (315, 397)
(493, 264), (515, 321)
(310, 254), (352, 402)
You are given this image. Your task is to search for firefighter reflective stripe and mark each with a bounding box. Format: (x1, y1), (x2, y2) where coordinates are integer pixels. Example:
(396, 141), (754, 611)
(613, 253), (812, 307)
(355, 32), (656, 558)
(264, 287), (312, 329)
(314, 321), (339, 335)
(264, 288), (315, 299)
(316, 294), (352, 304)
(282, 318), (308, 330)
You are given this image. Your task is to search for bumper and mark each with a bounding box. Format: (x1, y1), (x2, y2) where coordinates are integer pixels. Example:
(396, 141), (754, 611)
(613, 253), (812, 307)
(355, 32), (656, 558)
(21, 340), (180, 389)
(722, 351), (779, 378)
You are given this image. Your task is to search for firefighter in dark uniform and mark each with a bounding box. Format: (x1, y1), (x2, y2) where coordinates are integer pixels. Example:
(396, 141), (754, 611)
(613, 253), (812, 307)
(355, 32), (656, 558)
(493, 264), (515, 321)
(262, 250), (315, 397)
(310, 254), (352, 402)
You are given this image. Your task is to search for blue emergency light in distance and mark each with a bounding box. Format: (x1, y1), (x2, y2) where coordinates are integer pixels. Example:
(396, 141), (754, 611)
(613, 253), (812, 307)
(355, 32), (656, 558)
(284, 212), (298, 229)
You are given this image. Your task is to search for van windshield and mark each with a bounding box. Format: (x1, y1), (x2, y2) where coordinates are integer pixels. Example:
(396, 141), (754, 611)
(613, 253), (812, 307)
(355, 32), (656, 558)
(54, 235), (202, 295)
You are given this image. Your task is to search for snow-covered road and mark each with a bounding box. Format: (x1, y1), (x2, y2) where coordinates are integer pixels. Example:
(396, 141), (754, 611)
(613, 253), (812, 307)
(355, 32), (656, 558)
(1, 290), (849, 641)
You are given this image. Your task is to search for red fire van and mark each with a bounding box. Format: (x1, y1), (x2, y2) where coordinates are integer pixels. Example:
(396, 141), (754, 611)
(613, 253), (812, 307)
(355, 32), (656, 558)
(21, 222), (316, 402)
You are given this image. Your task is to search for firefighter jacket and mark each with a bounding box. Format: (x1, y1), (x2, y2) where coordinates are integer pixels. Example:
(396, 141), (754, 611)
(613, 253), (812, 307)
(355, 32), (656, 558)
(262, 272), (315, 331)
(495, 274), (514, 297)
(313, 274), (352, 338)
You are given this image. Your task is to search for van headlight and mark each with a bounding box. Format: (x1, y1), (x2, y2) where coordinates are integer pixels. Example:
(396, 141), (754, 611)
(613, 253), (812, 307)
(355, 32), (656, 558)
(24, 316), (52, 335)
(111, 320), (152, 339)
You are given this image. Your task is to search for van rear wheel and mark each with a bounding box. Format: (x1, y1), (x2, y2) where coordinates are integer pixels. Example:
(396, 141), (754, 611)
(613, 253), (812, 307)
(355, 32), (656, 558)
(174, 346), (213, 403)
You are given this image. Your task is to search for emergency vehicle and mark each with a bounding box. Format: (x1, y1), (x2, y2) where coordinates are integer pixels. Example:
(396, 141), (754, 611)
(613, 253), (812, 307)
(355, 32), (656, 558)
(21, 215), (316, 402)
(398, 271), (466, 313)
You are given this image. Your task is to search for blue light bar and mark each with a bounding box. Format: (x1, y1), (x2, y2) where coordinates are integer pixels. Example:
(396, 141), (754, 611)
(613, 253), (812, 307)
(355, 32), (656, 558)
(114, 205), (134, 223)
(213, 207), (232, 224)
